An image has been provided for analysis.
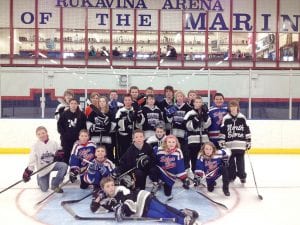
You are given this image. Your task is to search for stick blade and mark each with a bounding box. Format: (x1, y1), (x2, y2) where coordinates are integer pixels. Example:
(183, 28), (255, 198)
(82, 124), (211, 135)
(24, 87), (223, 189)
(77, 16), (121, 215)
(258, 195), (263, 200)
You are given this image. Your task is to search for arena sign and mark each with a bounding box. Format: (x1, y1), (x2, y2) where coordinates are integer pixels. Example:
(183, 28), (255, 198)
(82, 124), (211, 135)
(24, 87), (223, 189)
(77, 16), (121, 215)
(14, 0), (300, 32)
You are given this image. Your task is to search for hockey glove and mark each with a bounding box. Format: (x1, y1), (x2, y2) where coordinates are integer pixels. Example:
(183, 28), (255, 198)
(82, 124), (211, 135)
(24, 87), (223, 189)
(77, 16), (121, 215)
(166, 105), (177, 117)
(136, 110), (143, 123)
(193, 175), (202, 187)
(54, 149), (65, 162)
(101, 197), (118, 211)
(90, 200), (101, 213)
(182, 178), (190, 190)
(201, 110), (209, 122)
(246, 142), (251, 150)
(109, 100), (118, 110)
(115, 203), (125, 222)
(89, 163), (108, 176)
(136, 154), (150, 170)
(218, 140), (226, 149)
(22, 167), (33, 182)
(192, 116), (201, 128)
(137, 94), (146, 106)
(69, 168), (79, 183)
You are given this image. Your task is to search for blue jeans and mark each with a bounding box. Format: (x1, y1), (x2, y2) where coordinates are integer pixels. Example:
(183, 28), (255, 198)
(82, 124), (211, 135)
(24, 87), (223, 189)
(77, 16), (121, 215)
(37, 162), (68, 192)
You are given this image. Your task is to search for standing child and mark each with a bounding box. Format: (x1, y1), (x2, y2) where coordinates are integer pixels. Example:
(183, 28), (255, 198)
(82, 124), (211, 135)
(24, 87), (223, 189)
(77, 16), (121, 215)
(69, 129), (96, 189)
(184, 96), (211, 172)
(84, 145), (115, 188)
(208, 93), (227, 148)
(167, 91), (191, 169)
(86, 95), (114, 163)
(219, 99), (251, 183)
(55, 89), (74, 120)
(57, 98), (87, 164)
(156, 135), (190, 197)
(90, 177), (199, 225)
(137, 94), (164, 140)
(157, 85), (175, 135)
(194, 142), (230, 196)
(115, 94), (137, 160)
(22, 126), (68, 193)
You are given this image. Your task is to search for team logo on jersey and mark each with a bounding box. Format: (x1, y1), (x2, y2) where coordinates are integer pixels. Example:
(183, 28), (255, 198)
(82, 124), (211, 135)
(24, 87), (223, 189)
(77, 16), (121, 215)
(160, 156), (176, 170)
(40, 151), (53, 164)
(67, 118), (78, 128)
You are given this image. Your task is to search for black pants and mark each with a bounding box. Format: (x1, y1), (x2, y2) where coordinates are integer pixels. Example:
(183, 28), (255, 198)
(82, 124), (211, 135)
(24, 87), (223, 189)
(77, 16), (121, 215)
(116, 134), (132, 164)
(188, 143), (202, 172)
(61, 138), (76, 165)
(177, 137), (189, 169)
(134, 166), (159, 190)
(228, 150), (246, 180)
(101, 143), (114, 164)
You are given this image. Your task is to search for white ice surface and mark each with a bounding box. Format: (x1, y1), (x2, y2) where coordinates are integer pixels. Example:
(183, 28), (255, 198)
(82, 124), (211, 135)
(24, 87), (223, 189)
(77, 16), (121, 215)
(0, 154), (300, 225)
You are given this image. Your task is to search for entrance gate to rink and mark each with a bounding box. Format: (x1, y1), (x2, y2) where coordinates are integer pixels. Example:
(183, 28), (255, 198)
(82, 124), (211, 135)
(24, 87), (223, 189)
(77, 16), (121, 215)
(0, 67), (300, 120)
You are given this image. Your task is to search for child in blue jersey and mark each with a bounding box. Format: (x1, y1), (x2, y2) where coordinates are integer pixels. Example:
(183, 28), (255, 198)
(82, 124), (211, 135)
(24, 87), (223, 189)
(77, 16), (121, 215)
(156, 135), (190, 197)
(69, 129), (96, 189)
(90, 176), (199, 225)
(207, 93), (227, 148)
(84, 145), (115, 188)
(194, 142), (230, 196)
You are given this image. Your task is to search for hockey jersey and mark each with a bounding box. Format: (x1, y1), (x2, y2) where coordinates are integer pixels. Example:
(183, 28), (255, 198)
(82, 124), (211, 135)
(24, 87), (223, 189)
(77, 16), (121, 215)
(157, 98), (174, 131)
(84, 158), (115, 185)
(86, 107), (113, 145)
(156, 148), (187, 187)
(167, 103), (190, 139)
(115, 107), (136, 137)
(118, 142), (156, 175)
(195, 148), (230, 182)
(27, 139), (60, 177)
(184, 109), (211, 145)
(219, 112), (251, 151)
(57, 109), (87, 142)
(137, 105), (164, 139)
(208, 104), (228, 146)
(69, 140), (96, 174)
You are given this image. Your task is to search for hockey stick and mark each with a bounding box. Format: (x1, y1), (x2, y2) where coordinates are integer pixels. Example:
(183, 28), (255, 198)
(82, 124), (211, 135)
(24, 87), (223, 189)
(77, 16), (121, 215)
(61, 199), (176, 222)
(35, 179), (71, 206)
(0, 161), (55, 194)
(193, 189), (228, 210)
(246, 151), (263, 200)
(61, 192), (93, 205)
